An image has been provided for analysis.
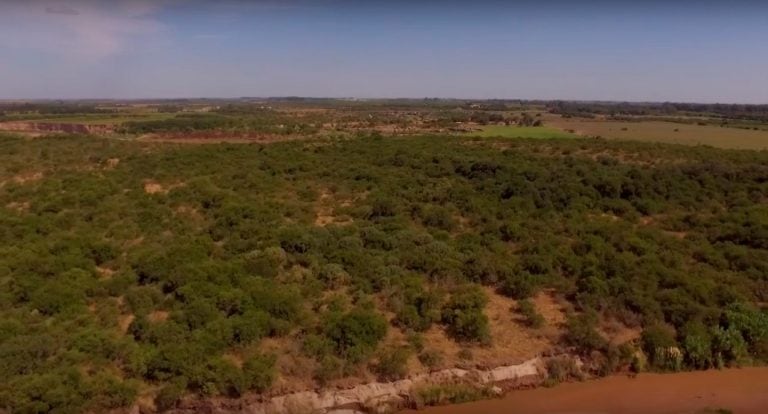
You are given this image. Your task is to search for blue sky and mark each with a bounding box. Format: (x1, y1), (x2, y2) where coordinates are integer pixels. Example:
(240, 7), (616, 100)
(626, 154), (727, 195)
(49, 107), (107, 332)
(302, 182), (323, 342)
(0, 0), (766, 102)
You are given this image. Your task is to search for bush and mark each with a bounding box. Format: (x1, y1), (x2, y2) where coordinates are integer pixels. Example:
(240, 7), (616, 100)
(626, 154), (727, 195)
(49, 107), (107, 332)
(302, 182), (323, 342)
(368, 196), (398, 218)
(243, 354), (276, 393)
(564, 311), (606, 354)
(441, 286), (491, 344)
(394, 287), (441, 332)
(712, 326), (748, 366)
(545, 356), (582, 385)
(232, 311), (271, 344)
(418, 349), (443, 370)
(641, 324), (681, 371)
(314, 355), (345, 385)
(501, 271), (539, 299)
(517, 299), (545, 328)
(324, 308), (388, 362)
(154, 379), (187, 411)
(29, 278), (87, 315)
(413, 384), (493, 408)
(373, 347), (410, 381)
(244, 247), (287, 278)
(681, 322), (713, 369)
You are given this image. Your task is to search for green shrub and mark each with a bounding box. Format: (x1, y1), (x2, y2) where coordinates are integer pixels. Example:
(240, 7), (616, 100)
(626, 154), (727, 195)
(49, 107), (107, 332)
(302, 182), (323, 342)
(413, 384), (493, 408)
(373, 347), (410, 381)
(441, 286), (490, 344)
(641, 324), (681, 371)
(418, 350), (443, 370)
(323, 308), (388, 362)
(244, 247), (287, 278)
(243, 354), (276, 393)
(232, 311), (271, 344)
(314, 355), (345, 385)
(545, 356), (582, 385)
(564, 311), (606, 354)
(517, 299), (545, 328)
(394, 288), (442, 332)
(154, 378), (187, 411)
(501, 271), (539, 299)
(712, 326), (748, 366)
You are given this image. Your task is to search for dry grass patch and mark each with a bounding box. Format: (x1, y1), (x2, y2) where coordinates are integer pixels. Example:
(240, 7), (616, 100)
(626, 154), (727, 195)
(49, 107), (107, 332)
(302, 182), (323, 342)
(421, 288), (552, 371)
(257, 338), (317, 394)
(143, 181), (165, 194)
(313, 187), (357, 227)
(118, 314), (135, 334)
(531, 290), (567, 327)
(11, 171), (43, 184)
(222, 353), (245, 369)
(143, 180), (185, 194)
(104, 158), (120, 169)
(95, 266), (115, 279)
(175, 204), (206, 224)
(600, 318), (642, 346)
(663, 230), (688, 240)
(148, 310), (170, 323)
(5, 201), (30, 212)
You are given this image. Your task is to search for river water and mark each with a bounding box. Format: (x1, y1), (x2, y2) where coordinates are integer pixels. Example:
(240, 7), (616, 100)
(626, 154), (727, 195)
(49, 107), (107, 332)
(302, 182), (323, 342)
(403, 367), (768, 414)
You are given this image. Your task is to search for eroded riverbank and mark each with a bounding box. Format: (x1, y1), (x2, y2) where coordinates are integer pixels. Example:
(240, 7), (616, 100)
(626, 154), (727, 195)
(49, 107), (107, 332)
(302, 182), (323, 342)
(406, 367), (768, 414)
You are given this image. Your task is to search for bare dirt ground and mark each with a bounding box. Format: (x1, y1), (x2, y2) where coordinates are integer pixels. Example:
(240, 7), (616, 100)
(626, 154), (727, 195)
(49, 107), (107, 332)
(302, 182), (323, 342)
(409, 367), (768, 414)
(418, 288), (561, 371)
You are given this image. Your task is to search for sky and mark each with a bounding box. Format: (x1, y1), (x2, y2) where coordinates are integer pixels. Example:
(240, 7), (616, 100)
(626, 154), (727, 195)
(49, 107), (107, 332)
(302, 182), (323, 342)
(0, 0), (766, 103)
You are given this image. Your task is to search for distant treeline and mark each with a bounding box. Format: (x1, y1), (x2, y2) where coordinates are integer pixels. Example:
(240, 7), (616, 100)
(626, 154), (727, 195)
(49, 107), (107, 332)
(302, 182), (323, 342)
(0, 103), (114, 116)
(118, 113), (319, 135)
(547, 101), (768, 122)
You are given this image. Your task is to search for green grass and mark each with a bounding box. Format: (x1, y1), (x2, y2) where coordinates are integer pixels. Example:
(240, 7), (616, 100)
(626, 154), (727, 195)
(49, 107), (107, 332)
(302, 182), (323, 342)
(468, 125), (577, 139)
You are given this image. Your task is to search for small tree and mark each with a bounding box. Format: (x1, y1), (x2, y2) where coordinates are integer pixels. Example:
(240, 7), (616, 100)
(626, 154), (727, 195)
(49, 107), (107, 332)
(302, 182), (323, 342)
(324, 308), (388, 363)
(518, 299), (545, 328)
(564, 311), (606, 354)
(441, 286), (490, 344)
(373, 347), (410, 381)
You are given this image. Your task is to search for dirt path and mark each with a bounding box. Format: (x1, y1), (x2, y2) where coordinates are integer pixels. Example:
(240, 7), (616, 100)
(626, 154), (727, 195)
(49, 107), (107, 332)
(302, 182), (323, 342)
(405, 367), (768, 414)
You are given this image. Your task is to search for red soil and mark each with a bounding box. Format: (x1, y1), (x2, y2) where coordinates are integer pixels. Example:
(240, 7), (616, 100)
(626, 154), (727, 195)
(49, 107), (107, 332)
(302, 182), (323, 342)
(408, 367), (768, 414)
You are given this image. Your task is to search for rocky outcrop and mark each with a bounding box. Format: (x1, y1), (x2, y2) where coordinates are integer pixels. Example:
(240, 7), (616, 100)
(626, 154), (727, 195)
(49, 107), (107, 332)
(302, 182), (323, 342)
(0, 121), (114, 134)
(169, 356), (562, 414)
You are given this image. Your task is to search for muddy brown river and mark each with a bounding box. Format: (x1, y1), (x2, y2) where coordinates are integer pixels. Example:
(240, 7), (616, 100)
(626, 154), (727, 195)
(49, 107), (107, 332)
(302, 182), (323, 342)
(404, 367), (768, 414)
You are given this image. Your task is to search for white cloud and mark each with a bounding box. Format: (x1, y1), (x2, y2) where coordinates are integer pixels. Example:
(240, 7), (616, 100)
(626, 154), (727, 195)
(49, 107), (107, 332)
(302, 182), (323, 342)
(0, 0), (171, 58)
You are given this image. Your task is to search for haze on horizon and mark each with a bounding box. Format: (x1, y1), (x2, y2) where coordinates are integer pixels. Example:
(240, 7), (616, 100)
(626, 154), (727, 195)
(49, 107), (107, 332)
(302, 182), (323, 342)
(0, 0), (766, 104)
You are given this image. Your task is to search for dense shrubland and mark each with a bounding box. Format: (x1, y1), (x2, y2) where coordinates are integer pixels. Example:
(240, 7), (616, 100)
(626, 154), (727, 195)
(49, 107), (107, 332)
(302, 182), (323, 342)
(1, 133), (767, 412)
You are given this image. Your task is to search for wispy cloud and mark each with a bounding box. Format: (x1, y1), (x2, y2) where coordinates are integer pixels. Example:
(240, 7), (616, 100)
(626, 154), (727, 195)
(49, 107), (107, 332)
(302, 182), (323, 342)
(45, 5), (80, 15)
(0, 0), (172, 58)
(193, 33), (229, 40)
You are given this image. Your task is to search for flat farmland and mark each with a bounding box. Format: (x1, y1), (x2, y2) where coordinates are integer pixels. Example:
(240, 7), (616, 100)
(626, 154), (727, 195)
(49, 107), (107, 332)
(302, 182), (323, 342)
(546, 115), (768, 149)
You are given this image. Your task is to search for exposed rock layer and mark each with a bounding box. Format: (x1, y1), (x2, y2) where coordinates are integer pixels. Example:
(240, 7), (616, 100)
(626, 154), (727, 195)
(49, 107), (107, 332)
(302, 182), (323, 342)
(167, 357), (559, 414)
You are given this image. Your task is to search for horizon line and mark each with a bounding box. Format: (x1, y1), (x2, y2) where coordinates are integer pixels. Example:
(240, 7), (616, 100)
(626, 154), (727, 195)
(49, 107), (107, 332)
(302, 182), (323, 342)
(0, 97), (766, 106)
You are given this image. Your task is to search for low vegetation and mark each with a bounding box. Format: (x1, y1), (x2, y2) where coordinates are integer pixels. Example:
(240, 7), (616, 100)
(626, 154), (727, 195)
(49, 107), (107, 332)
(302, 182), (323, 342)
(1, 118), (768, 412)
